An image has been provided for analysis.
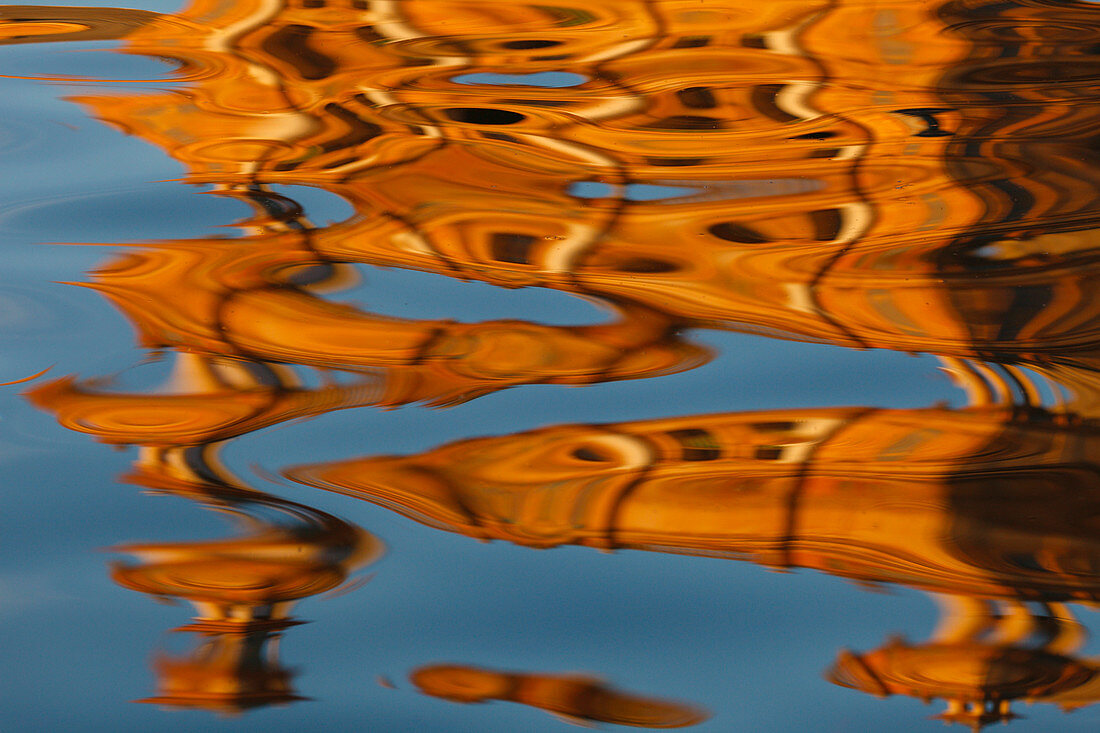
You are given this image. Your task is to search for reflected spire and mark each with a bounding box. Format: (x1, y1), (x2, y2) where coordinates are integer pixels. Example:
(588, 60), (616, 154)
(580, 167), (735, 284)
(110, 441), (381, 714)
(112, 444), (380, 631)
(111, 442), (380, 714)
(26, 349), (383, 714)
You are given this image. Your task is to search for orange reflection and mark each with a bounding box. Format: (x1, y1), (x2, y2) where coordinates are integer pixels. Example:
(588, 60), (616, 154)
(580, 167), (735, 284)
(113, 452), (379, 630)
(8, 0), (1100, 727)
(0, 5), (156, 44)
(122, 444), (381, 714)
(25, 183), (708, 409)
(285, 406), (1100, 597)
(6, 0), (1100, 396)
(287, 403), (1100, 725)
(829, 597), (1100, 729)
(114, 443), (380, 714)
(6, 0), (1097, 373)
(411, 664), (709, 728)
(26, 353), (384, 444)
(27, 350), (382, 713)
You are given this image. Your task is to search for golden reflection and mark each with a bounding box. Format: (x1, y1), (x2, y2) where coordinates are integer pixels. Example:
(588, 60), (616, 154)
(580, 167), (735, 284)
(7, 0), (1100, 387)
(829, 596), (1100, 729)
(0, 6), (157, 44)
(287, 404), (1100, 725)
(123, 444), (380, 713)
(5, 0), (1098, 373)
(26, 352), (384, 443)
(27, 349), (382, 712)
(117, 444), (380, 714)
(411, 664), (709, 728)
(113, 451), (379, 630)
(8, 0), (1100, 727)
(26, 184), (708, 408)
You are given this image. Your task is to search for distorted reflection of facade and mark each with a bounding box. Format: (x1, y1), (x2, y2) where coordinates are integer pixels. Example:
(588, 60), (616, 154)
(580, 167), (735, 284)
(26, 185), (708, 408)
(287, 404), (1100, 727)
(8, 0), (1100, 728)
(26, 352), (387, 444)
(5, 0), (1098, 374)
(411, 664), (709, 728)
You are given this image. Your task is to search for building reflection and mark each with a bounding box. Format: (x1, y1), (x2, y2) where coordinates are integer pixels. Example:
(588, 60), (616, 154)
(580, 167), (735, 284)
(6, 0), (1100, 727)
(411, 664), (709, 728)
(27, 351), (382, 713)
(6, 0), (1100, 405)
(287, 403), (1100, 726)
(5, 0), (1100, 386)
(4, 0), (1099, 376)
(114, 447), (381, 713)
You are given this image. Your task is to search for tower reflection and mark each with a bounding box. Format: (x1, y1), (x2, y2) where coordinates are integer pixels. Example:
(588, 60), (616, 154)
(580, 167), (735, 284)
(113, 446), (381, 713)
(28, 351), (382, 713)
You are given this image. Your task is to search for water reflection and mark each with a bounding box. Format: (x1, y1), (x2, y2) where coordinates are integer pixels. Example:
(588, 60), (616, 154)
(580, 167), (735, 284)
(829, 600), (1097, 728)
(113, 453), (380, 715)
(28, 353), (382, 711)
(289, 405), (1100, 724)
(6, 0), (1100, 728)
(411, 664), (709, 728)
(39, 188), (707, 407)
(10, 0), (1100, 380)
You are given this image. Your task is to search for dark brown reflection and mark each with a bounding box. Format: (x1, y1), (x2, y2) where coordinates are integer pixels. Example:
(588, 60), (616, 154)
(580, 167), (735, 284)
(286, 403), (1100, 725)
(411, 664), (709, 728)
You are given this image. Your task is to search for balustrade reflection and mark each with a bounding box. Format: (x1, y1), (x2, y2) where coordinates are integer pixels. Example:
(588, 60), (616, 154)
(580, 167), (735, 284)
(6, 0), (1100, 728)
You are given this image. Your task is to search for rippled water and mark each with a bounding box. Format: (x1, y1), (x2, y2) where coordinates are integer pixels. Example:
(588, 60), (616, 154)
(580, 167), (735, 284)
(5, 0), (1100, 730)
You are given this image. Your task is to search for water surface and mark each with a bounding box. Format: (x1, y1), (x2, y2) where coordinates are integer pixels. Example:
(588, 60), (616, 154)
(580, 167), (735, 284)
(4, 0), (1100, 730)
